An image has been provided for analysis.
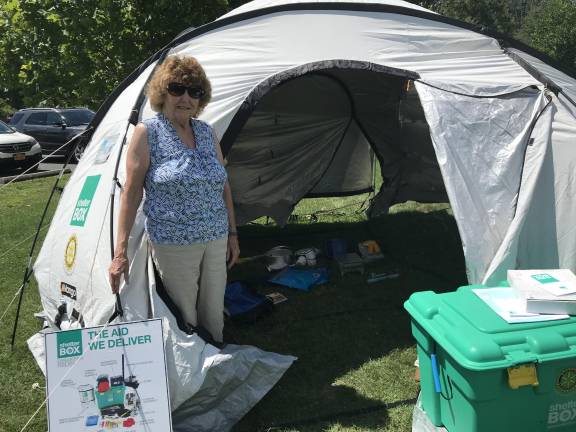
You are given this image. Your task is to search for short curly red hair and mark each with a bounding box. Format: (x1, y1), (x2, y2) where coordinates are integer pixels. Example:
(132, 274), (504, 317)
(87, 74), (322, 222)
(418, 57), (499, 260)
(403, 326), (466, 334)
(146, 55), (212, 116)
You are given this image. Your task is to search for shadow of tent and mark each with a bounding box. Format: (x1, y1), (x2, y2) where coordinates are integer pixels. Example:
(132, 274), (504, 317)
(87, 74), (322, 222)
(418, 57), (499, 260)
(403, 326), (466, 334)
(227, 211), (466, 430)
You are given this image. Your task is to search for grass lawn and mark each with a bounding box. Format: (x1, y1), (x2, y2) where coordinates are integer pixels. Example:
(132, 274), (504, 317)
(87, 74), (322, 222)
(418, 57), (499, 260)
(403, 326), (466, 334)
(0, 178), (467, 432)
(231, 197), (466, 431)
(0, 174), (69, 432)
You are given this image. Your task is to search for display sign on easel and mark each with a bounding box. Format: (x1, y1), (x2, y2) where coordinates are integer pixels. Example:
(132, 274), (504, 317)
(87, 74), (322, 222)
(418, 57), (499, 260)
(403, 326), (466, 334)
(45, 318), (172, 431)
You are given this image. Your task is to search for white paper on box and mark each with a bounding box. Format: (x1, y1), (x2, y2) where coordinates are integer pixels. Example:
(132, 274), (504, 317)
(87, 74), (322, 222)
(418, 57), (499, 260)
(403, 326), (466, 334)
(471, 288), (569, 323)
(507, 269), (576, 296)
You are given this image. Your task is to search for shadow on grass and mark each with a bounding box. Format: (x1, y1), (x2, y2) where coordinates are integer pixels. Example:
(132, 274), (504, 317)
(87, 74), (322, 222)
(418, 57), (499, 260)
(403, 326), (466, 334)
(229, 209), (467, 431)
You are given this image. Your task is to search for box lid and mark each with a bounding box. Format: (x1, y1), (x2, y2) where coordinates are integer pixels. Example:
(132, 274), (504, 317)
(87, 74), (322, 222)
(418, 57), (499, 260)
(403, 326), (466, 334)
(404, 285), (576, 370)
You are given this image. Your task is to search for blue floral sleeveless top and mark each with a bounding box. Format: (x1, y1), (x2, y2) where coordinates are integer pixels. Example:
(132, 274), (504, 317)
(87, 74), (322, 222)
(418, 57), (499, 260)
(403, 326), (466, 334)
(142, 113), (228, 244)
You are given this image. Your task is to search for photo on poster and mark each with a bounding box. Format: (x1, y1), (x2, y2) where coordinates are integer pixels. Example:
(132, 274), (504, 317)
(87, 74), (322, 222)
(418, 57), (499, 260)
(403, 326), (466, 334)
(44, 319), (171, 432)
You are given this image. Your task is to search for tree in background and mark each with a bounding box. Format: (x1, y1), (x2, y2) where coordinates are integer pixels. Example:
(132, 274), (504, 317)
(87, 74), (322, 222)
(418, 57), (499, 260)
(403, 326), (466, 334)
(1, 0), (575, 113)
(227, 0), (252, 8)
(520, 0), (576, 71)
(0, 2), (24, 110)
(418, 0), (575, 73)
(416, 0), (544, 32)
(0, 98), (15, 122)
(0, 0), (228, 110)
(421, 0), (515, 34)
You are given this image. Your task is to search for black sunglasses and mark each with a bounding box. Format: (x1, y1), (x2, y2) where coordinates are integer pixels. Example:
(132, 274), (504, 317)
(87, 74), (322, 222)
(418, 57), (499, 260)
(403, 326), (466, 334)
(166, 82), (206, 99)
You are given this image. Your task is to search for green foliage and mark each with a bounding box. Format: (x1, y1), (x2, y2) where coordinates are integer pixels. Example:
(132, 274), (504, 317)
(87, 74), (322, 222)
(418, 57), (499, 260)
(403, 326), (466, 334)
(0, 0), (229, 110)
(0, 97), (15, 120)
(520, 0), (576, 70)
(428, 0), (515, 34)
(0, 175), (69, 432)
(1, 0), (575, 114)
(419, 0), (576, 73)
(227, 0), (253, 8)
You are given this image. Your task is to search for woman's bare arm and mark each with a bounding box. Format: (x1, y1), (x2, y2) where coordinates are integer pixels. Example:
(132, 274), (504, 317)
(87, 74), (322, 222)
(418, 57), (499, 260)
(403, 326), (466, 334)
(108, 124), (150, 293)
(213, 128), (240, 269)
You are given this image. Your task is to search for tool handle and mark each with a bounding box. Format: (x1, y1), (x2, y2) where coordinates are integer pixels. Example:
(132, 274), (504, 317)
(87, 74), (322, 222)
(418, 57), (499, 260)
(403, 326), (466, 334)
(431, 354), (442, 393)
(367, 272), (399, 283)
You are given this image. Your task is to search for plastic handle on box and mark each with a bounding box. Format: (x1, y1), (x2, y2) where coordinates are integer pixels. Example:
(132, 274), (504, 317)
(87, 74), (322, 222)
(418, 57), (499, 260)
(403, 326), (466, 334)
(431, 354), (442, 393)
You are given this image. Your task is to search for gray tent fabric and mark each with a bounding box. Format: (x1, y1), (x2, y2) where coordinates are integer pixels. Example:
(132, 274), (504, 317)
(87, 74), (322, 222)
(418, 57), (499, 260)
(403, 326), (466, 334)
(514, 94), (576, 275)
(506, 48), (576, 104)
(146, 254), (296, 413)
(227, 73), (368, 225)
(416, 84), (551, 283)
(368, 80), (447, 216)
(172, 344), (296, 432)
(227, 71), (381, 225)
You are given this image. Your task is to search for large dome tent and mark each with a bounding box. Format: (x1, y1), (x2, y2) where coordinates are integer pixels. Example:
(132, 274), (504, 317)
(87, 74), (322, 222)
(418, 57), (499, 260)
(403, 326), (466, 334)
(81, 0), (576, 284)
(23, 0), (576, 430)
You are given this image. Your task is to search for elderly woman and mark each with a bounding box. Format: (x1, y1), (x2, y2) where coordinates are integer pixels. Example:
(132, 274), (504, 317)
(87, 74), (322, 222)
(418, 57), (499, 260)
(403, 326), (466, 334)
(108, 55), (239, 343)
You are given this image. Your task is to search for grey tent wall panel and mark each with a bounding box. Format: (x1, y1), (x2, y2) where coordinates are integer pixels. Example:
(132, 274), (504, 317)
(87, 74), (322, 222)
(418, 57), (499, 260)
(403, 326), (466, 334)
(367, 82), (448, 217)
(227, 74), (355, 225)
(306, 119), (373, 195)
(226, 63), (450, 224)
(515, 93), (576, 273)
(225, 66), (403, 224)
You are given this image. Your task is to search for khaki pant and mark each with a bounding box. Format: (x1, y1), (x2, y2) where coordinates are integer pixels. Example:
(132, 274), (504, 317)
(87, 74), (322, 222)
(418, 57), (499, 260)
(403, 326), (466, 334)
(150, 236), (227, 342)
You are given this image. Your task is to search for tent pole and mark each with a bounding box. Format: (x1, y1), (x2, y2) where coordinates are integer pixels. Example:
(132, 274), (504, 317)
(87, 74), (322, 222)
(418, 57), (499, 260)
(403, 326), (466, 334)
(108, 128), (130, 323)
(106, 103), (151, 324)
(11, 131), (91, 348)
(106, 51), (168, 324)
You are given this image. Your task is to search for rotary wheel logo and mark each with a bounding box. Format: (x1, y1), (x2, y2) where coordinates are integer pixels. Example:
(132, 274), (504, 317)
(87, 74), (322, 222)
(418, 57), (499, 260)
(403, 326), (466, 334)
(64, 235), (78, 273)
(556, 368), (576, 393)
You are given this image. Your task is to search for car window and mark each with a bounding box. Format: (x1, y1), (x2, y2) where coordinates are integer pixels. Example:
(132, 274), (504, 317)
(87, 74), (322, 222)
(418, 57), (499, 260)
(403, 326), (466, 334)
(46, 111), (63, 125)
(60, 110), (94, 126)
(26, 112), (47, 125)
(0, 120), (14, 134)
(9, 112), (24, 125)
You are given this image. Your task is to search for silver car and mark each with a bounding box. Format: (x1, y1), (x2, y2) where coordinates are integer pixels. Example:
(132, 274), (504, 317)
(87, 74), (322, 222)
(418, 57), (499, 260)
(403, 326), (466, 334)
(0, 120), (42, 171)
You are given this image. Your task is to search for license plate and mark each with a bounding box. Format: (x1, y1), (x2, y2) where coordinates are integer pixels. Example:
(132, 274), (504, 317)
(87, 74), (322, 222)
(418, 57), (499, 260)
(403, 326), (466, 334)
(13, 153), (26, 161)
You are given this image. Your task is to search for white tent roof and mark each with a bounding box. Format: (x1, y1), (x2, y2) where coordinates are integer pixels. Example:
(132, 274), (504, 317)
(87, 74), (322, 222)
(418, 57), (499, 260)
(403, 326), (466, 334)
(171, 0), (539, 138)
(506, 47), (576, 104)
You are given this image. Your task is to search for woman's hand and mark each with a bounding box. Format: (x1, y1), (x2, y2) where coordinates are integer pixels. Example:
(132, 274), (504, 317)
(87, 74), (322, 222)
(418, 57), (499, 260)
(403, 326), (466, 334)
(109, 254), (129, 294)
(108, 123), (148, 294)
(227, 234), (240, 270)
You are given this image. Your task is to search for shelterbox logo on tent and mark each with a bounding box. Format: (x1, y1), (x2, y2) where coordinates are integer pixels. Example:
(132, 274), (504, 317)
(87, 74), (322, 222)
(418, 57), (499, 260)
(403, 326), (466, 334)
(70, 175), (101, 227)
(56, 330), (82, 359)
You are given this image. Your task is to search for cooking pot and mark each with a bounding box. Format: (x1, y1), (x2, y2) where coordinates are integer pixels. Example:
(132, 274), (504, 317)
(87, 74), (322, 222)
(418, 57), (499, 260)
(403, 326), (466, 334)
(265, 246), (293, 271)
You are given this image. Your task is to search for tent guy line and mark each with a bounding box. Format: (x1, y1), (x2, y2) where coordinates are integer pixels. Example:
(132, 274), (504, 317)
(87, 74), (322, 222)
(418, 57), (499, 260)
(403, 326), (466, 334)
(0, 223), (49, 265)
(19, 320), (115, 432)
(0, 128), (91, 194)
(0, 284), (23, 326)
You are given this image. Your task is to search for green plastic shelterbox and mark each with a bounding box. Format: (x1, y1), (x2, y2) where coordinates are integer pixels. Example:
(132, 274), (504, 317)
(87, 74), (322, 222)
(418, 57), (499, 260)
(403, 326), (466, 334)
(405, 285), (576, 432)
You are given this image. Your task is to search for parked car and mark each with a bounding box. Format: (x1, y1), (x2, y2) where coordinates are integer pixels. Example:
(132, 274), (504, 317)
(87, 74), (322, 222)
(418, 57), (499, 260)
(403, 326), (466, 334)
(0, 120), (42, 171)
(9, 107), (95, 162)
